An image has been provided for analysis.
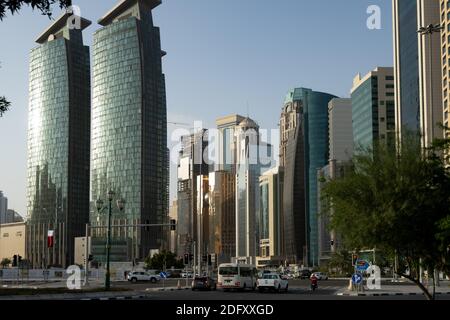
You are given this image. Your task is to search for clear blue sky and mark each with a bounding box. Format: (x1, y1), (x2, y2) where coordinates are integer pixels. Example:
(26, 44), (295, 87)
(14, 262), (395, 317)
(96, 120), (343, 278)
(0, 0), (393, 216)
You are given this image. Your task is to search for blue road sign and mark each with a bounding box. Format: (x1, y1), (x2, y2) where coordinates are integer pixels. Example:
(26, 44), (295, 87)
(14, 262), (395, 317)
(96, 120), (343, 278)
(160, 272), (167, 279)
(352, 273), (363, 284)
(356, 260), (370, 271)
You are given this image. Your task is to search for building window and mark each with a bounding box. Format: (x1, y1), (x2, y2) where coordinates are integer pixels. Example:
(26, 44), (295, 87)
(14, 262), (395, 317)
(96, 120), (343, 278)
(2, 233), (9, 237)
(385, 76), (394, 81)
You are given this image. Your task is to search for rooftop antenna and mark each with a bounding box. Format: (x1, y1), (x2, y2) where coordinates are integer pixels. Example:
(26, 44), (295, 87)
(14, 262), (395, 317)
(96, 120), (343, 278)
(246, 101), (250, 118)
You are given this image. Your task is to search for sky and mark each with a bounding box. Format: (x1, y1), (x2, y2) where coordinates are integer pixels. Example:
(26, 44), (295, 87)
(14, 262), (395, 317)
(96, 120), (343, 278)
(0, 0), (393, 216)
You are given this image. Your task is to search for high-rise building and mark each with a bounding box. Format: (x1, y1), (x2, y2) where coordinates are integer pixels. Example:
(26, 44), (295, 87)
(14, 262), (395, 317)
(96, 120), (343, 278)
(215, 115), (246, 173)
(393, 0), (443, 147)
(26, 12), (91, 268)
(256, 167), (284, 268)
(177, 130), (209, 257)
(90, 0), (168, 262)
(317, 98), (354, 266)
(234, 117), (273, 263)
(328, 98), (353, 162)
(440, 0), (450, 153)
(0, 191), (7, 224)
(169, 200), (178, 255)
(351, 67), (396, 150)
(208, 170), (236, 264)
(279, 88), (336, 266)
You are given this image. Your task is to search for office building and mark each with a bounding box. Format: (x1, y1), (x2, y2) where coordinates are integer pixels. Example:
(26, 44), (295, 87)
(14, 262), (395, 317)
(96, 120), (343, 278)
(208, 171), (236, 264)
(90, 0), (168, 262)
(440, 0), (450, 158)
(26, 12), (91, 268)
(256, 167), (284, 268)
(279, 88), (336, 266)
(351, 67), (396, 150)
(177, 130), (209, 258)
(0, 222), (26, 262)
(393, 0), (443, 147)
(234, 117), (273, 263)
(317, 98), (354, 265)
(215, 115), (246, 173)
(0, 191), (7, 224)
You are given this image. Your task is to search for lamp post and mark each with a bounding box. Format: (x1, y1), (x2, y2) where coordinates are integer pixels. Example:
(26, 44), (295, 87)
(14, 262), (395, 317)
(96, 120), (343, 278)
(96, 190), (125, 291)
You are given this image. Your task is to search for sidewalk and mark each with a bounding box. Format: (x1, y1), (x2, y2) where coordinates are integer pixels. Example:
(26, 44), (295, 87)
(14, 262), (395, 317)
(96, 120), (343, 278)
(0, 290), (149, 300)
(337, 282), (450, 297)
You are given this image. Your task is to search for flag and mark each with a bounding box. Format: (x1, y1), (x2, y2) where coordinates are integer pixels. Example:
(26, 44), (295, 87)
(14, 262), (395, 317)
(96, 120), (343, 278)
(48, 230), (55, 248)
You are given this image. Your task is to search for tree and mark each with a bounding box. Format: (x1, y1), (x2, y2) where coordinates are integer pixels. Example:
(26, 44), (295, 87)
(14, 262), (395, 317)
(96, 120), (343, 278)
(0, 96), (10, 117)
(0, 1), (72, 116)
(1, 258), (11, 268)
(0, 0), (71, 20)
(144, 250), (184, 271)
(322, 131), (450, 300)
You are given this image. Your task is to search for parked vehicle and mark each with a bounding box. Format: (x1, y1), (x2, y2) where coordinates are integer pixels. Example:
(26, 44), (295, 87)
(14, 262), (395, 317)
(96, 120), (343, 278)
(257, 273), (288, 293)
(217, 263), (258, 291)
(181, 271), (194, 278)
(127, 271), (161, 283)
(191, 276), (217, 291)
(299, 270), (312, 279)
(311, 272), (328, 280)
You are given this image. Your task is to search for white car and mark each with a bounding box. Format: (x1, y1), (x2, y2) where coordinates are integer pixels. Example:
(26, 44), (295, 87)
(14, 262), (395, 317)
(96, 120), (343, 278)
(257, 273), (288, 293)
(127, 271), (161, 283)
(311, 272), (328, 280)
(181, 272), (194, 278)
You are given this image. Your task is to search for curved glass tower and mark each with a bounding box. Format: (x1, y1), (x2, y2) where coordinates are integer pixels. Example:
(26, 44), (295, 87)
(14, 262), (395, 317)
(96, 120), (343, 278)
(27, 13), (91, 268)
(90, 0), (167, 262)
(280, 88), (336, 266)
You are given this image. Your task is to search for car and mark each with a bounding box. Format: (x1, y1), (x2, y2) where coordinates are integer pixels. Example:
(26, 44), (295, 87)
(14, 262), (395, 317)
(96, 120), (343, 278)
(127, 271), (161, 283)
(181, 271), (194, 278)
(257, 273), (288, 293)
(191, 276), (217, 291)
(299, 270), (312, 279)
(311, 272), (328, 280)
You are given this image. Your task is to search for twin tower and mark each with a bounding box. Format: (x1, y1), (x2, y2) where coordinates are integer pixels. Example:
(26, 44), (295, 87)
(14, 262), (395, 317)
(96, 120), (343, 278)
(26, 0), (168, 268)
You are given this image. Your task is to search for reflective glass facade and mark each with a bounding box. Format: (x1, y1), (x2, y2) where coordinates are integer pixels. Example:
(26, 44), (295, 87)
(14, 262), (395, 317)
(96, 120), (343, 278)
(280, 88), (336, 266)
(27, 25), (91, 268)
(397, 0), (420, 131)
(91, 3), (167, 262)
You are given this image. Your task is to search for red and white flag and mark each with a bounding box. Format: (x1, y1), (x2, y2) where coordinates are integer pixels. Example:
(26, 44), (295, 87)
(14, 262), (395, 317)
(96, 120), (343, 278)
(47, 230), (55, 248)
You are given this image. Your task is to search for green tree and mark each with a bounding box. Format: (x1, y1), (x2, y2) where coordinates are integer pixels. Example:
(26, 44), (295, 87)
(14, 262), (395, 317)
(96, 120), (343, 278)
(327, 250), (353, 277)
(1, 258), (11, 268)
(0, 0), (71, 20)
(322, 132), (450, 300)
(144, 250), (184, 271)
(0, 1), (72, 117)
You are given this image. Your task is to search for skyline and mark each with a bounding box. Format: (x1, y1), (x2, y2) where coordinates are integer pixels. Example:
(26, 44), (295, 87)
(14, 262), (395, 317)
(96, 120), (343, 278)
(0, 0), (393, 216)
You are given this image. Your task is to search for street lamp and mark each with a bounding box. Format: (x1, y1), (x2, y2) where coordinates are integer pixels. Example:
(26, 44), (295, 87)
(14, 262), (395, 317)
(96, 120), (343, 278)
(96, 190), (125, 291)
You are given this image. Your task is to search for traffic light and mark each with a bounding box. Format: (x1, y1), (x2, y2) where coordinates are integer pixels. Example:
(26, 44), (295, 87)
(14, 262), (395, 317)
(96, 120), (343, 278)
(18, 255), (22, 266)
(207, 254), (212, 266)
(330, 240), (334, 246)
(170, 219), (176, 231)
(184, 254), (189, 265)
(88, 254), (94, 262)
(12, 255), (17, 267)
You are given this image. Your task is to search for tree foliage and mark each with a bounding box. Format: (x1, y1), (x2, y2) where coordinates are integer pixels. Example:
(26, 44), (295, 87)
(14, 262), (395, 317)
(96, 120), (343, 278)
(144, 250), (184, 271)
(0, 0), (71, 20)
(322, 131), (450, 300)
(1, 258), (11, 268)
(0, 96), (10, 117)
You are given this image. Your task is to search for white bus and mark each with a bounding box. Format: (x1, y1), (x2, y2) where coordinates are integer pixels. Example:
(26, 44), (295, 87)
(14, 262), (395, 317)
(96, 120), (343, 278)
(217, 263), (258, 291)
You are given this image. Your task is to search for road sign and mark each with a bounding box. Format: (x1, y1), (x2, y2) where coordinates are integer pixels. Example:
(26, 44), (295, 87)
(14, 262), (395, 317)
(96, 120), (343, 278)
(352, 273), (363, 284)
(160, 272), (167, 279)
(356, 260), (370, 271)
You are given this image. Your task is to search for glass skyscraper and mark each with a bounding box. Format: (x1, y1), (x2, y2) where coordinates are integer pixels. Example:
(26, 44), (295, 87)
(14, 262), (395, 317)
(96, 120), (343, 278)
(27, 13), (91, 268)
(90, 0), (168, 262)
(280, 88), (336, 266)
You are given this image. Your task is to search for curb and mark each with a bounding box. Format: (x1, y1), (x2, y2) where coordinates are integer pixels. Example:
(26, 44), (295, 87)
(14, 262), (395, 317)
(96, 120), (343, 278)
(81, 295), (147, 301)
(337, 291), (450, 297)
